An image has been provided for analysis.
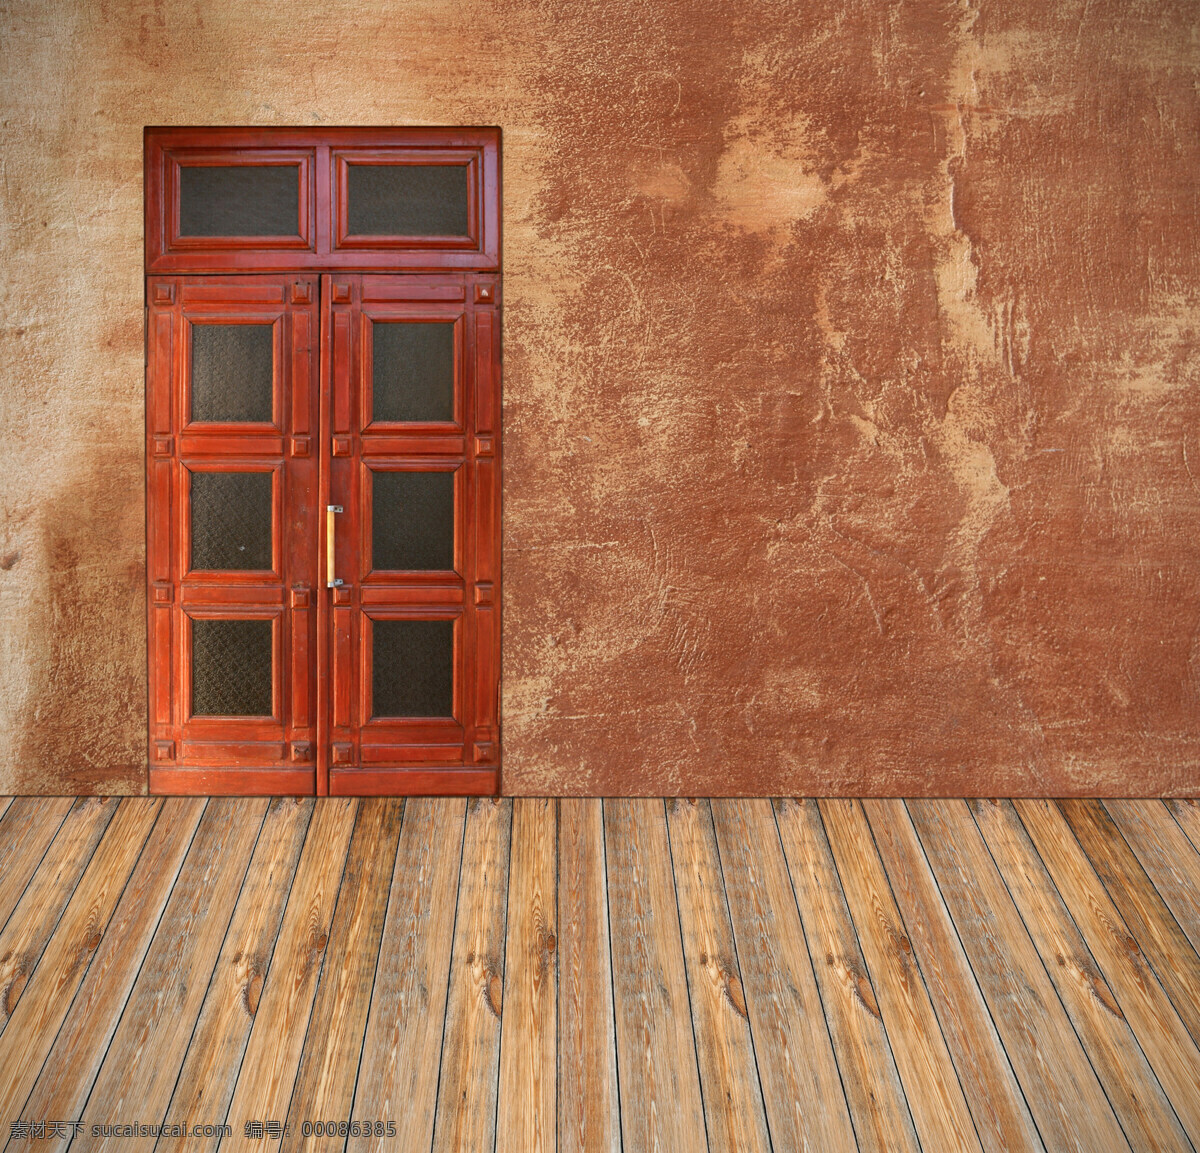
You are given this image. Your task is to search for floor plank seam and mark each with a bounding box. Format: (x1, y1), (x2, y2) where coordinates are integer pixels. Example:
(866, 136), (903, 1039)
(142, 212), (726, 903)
(0, 801), (75, 943)
(861, 802), (989, 1153)
(1091, 799), (1200, 1041)
(490, 799), (517, 1153)
(809, 800), (923, 1153)
(708, 801), (778, 1153)
(600, 799), (625, 1153)
(765, 799), (861, 1153)
(276, 799), (364, 1148)
(898, 800), (1049, 1153)
(155, 799), (267, 1150)
(427, 802), (472, 1153)
(63, 798), (194, 1152)
(968, 801), (1138, 1153)
(662, 799), (713, 1153)
(341, 799), (407, 1152)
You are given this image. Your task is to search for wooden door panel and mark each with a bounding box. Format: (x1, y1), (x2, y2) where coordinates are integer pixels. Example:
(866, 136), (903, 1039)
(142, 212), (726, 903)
(178, 462), (283, 580)
(324, 274), (499, 794)
(148, 275), (319, 794)
(359, 610), (466, 732)
(149, 271), (498, 795)
(145, 128), (500, 274)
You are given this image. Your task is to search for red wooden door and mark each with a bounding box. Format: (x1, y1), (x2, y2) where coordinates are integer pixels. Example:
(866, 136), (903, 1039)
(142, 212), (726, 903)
(146, 273), (499, 795)
(321, 274), (499, 795)
(147, 275), (320, 793)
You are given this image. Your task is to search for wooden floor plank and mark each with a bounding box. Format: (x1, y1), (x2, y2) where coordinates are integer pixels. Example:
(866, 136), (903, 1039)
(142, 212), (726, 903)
(0, 799), (165, 1139)
(1167, 798), (1200, 856)
(1012, 799), (1200, 1148)
(820, 799), (984, 1153)
(158, 798), (314, 1153)
(12, 799), (201, 1142)
(0, 797), (70, 939)
(909, 799), (1132, 1153)
(281, 798), (404, 1153)
(0, 796), (120, 1036)
(7, 790), (1200, 1153)
(71, 798), (268, 1152)
(222, 798), (357, 1151)
(1104, 800), (1200, 958)
(348, 798), (466, 1151)
(556, 799), (620, 1153)
(432, 797), (513, 1153)
(496, 798), (557, 1153)
(605, 799), (708, 1153)
(774, 798), (920, 1153)
(666, 799), (771, 1153)
(863, 798), (1043, 1153)
(1059, 798), (1200, 1046)
(711, 799), (857, 1153)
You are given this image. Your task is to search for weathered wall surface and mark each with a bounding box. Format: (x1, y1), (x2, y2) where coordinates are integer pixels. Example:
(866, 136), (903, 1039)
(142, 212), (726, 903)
(1, 0), (1197, 794)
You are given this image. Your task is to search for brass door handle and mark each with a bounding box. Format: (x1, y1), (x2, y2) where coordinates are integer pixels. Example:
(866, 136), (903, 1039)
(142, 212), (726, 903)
(326, 505), (343, 587)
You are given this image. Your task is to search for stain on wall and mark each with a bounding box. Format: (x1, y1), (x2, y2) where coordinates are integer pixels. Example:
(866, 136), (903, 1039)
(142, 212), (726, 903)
(1, 0), (1197, 794)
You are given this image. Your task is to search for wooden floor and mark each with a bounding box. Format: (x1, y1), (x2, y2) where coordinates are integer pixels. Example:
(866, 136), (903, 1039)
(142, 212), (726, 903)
(0, 798), (1197, 1151)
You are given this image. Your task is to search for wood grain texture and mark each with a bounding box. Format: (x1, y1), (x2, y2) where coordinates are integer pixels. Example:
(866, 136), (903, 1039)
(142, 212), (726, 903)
(73, 798), (268, 1152)
(666, 798), (771, 1153)
(349, 798), (466, 1151)
(1013, 799), (1200, 1147)
(774, 798), (919, 1153)
(820, 799), (982, 1153)
(223, 798), (357, 1149)
(0, 798), (73, 937)
(144, 269), (322, 797)
(432, 797), (512, 1153)
(324, 269), (502, 794)
(979, 799), (1188, 1152)
(1059, 798), (1200, 1046)
(1104, 799), (1200, 959)
(282, 798), (403, 1153)
(496, 798), (556, 1153)
(0, 796), (119, 1035)
(1167, 799), (1200, 856)
(14, 799), (200, 1139)
(710, 799), (856, 1153)
(604, 799), (707, 1153)
(863, 799), (1043, 1153)
(909, 799), (1131, 1153)
(158, 798), (313, 1152)
(3, 792), (1199, 1151)
(0, 799), (163, 1137)
(556, 799), (619, 1153)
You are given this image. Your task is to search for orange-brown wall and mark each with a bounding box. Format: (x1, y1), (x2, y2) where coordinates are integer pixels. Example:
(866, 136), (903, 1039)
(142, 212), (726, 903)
(1, 0), (1197, 795)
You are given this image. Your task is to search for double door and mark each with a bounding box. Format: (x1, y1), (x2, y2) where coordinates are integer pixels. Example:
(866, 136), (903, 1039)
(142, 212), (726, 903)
(146, 272), (499, 795)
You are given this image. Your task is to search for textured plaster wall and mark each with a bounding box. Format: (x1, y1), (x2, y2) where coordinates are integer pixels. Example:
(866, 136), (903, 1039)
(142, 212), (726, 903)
(1, 0), (1198, 795)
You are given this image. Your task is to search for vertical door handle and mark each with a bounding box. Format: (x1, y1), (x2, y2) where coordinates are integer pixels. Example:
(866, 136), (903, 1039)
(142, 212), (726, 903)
(326, 505), (343, 587)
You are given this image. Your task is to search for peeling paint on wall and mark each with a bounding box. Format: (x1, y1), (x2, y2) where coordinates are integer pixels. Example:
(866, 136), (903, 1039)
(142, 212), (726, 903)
(1, 0), (1197, 794)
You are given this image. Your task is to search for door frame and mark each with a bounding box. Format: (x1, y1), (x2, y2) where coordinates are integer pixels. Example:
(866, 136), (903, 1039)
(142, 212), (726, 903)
(145, 127), (501, 797)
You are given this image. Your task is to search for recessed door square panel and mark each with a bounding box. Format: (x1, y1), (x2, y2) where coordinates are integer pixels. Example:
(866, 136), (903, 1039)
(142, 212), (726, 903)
(347, 164), (469, 237)
(190, 323), (274, 423)
(179, 164), (301, 237)
(372, 618), (454, 718)
(189, 470), (273, 571)
(191, 617), (273, 717)
(371, 320), (455, 423)
(371, 469), (455, 572)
